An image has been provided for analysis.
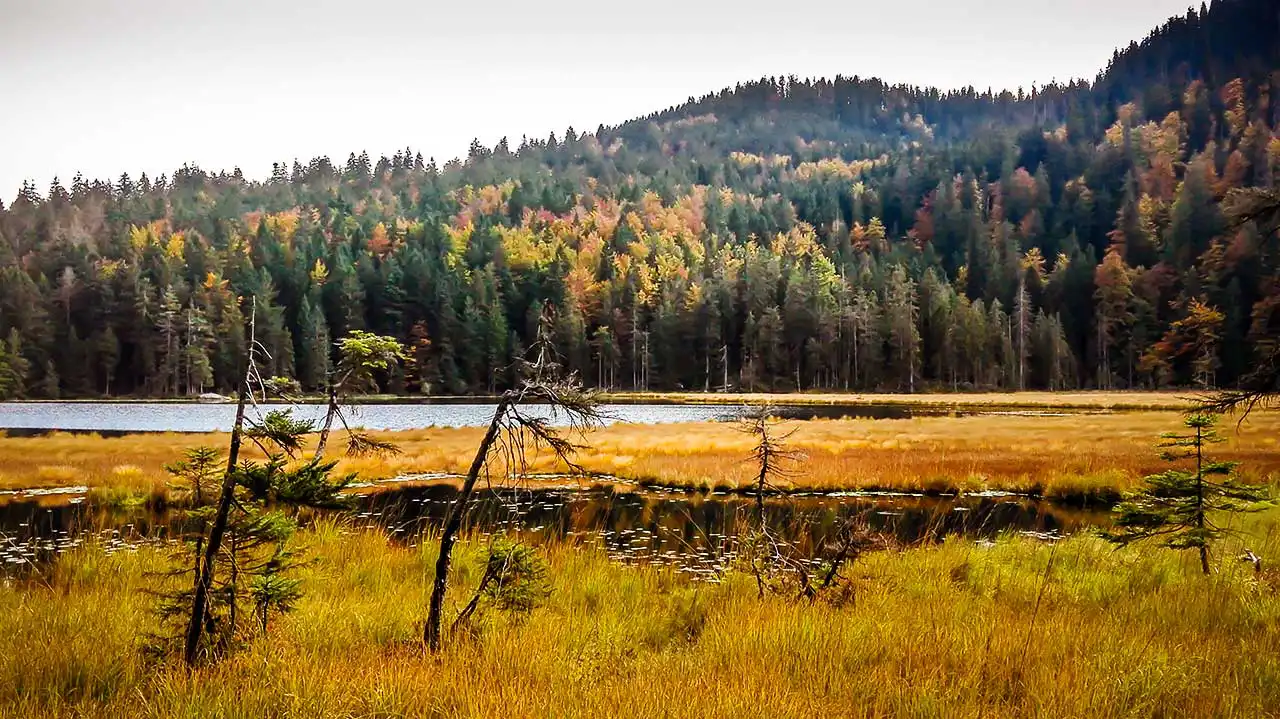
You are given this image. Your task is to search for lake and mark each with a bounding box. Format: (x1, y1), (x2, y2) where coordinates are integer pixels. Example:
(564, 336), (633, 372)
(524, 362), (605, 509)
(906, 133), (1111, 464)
(0, 400), (933, 433)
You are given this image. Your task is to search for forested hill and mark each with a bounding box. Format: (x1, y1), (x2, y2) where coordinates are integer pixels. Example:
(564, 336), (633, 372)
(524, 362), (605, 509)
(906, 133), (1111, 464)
(0, 0), (1278, 399)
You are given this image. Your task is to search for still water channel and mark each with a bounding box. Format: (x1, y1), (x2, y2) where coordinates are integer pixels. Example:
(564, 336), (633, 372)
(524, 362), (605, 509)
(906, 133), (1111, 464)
(0, 484), (1107, 577)
(0, 400), (1106, 576)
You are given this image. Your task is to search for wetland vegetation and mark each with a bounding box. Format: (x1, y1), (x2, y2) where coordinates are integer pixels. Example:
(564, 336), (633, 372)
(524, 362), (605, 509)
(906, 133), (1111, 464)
(2, 406), (1278, 503)
(4, 523), (1280, 718)
(3, 0), (1280, 714)
(1, 397), (1278, 717)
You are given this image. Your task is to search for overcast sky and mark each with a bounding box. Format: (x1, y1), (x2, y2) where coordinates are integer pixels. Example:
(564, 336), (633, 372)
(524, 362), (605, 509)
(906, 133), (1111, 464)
(2, 0), (1197, 201)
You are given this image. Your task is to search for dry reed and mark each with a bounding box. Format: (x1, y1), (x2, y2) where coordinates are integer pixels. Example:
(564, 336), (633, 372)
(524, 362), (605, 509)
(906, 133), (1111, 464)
(3, 410), (1277, 502)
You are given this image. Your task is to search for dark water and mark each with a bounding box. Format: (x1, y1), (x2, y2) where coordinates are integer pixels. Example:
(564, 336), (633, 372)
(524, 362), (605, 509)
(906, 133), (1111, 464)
(0, 485), (1107, 577)
(0, 400), (972, 433)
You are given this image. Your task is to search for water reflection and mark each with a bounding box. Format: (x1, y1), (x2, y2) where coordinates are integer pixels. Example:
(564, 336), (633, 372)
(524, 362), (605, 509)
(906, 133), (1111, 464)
(0, 486), (1108, 578)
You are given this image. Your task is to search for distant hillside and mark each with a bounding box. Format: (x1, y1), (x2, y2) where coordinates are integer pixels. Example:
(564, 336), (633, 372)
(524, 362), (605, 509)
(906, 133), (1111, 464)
(0, 0), (1277, 399)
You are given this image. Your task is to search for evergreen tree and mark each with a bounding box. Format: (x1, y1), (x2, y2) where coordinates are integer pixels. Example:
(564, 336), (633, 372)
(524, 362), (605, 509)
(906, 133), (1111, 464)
(1106, 415), (1268, 574)
(0, 329), (30, 399)
(884, 265), (921, 392)
(96, 326), (120, 396)
(0, 0), (1276, 398)
(296, 295), (331, 392)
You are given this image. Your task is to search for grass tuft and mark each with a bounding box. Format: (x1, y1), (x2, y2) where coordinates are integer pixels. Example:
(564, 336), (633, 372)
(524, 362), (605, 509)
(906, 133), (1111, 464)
(3, 522), (1280, 717)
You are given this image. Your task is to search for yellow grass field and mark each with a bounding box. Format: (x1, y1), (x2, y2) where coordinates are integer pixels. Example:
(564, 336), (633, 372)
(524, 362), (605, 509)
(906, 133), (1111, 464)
(600, 389), (1207, 409)
(1, 409), (1278, 503)
(3, 402), (1280, 717)
(2, 521), (1280, 718)
(1, 410), (1278, 501)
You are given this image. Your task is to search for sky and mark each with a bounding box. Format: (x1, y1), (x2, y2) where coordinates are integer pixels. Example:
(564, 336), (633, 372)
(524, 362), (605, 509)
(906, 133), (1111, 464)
(1, 0), (1198, 201)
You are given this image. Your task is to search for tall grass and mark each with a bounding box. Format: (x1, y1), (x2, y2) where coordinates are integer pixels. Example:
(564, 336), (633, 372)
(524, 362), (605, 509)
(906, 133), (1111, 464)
(600, 389), (1203, 409)
(2, 515), (1280, 717)
(4, 411), (1277, 502)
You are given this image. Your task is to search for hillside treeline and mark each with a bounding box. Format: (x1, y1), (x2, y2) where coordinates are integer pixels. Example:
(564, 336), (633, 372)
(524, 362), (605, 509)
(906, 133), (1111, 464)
(0, 0), (1277, 397)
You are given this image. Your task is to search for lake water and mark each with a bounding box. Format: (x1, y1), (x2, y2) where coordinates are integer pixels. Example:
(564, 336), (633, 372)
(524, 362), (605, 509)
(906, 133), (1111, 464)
(0, 484), (1106, 576)
(0, 400), (935, 433)
(0, 401), (747, 433)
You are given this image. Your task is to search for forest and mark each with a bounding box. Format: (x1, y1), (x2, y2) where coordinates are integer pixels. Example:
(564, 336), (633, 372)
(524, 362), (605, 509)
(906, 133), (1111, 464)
(0, 0), (1278, 398)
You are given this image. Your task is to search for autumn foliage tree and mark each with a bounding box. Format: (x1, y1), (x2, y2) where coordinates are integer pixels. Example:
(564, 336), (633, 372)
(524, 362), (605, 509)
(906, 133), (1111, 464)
(0, 0), (1277, 397)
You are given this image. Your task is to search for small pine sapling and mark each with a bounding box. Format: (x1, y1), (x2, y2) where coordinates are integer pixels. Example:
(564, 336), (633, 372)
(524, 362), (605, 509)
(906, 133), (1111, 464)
(1105, 414), (1269, 574)
(451, 538), (552, 635)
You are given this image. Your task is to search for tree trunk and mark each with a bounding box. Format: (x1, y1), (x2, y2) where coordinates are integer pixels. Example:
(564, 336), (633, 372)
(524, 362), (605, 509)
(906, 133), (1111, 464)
(1195, 423), (1210, 575)
(183, 380), (248, 665)
(425, 395), (510, 651)
(314, 384), (338, 460)
(451, 566), (497, 633)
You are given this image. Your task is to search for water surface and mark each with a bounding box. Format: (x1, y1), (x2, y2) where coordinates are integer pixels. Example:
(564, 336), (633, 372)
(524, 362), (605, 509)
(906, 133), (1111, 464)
(0, 401), (749, 433)
(0, 485), (1107, 576)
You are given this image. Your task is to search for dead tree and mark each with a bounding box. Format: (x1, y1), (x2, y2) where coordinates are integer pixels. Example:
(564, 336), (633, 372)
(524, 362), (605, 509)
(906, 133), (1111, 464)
(738, 408), (891, 603)
(424, 318), (600, 651)
(181, 310), (401, 665)
(184, 298), (259, 665)
(738, 407), (799, 598)
(807, 516), (893, 604)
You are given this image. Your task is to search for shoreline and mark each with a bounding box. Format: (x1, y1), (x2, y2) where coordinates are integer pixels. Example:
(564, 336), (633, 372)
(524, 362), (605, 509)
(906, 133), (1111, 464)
(0, 470), (1126, 511)
(1, 412), (1276, 503)
(0, 389), (1210, 411)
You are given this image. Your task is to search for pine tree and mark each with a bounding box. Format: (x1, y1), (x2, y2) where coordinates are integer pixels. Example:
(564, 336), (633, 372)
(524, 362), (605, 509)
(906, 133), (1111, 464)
(39, 359), (60, 399)
(183, 304), (215, 395)
(1105, 415), (1268, 574)
(96, 327), (121, 396)
(155, 285), (182, 396)
(1165, 154), (1223, 269)
(885, 265), (921, 392)
(296, 295), (331, 392)
(0, 329), (29, 400)
(1094, 249), (1136, 389)
(849, 288), (882, 389)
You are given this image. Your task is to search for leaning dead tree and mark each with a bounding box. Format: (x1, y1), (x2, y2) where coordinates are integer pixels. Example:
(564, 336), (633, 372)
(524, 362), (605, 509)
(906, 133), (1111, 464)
(424, 317), (600, 651)
(809, 516), (890, 602)
(183, 298), (260, 665)
(182, 307), (403, 665)
(738, 407), (802, 598)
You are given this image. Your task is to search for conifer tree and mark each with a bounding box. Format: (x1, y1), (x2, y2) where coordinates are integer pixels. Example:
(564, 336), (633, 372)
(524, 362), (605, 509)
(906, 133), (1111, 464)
(885, 265), (921, 392)
(1105, 414), (1268, 574)
(0, 329), (29, 400)
(96, 327), (120, 396)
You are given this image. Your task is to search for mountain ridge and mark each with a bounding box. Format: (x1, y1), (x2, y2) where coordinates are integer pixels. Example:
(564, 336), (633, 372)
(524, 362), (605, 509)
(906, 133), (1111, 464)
(0, 0), (1276, 399)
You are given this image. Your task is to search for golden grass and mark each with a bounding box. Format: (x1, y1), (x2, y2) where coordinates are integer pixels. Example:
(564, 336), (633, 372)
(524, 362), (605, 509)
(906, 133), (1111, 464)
(4, 517), (1280, 717)
(3, 410), (1278, 502)
(601, 389), (1206, 409)
(569, 411), (1280, 500)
